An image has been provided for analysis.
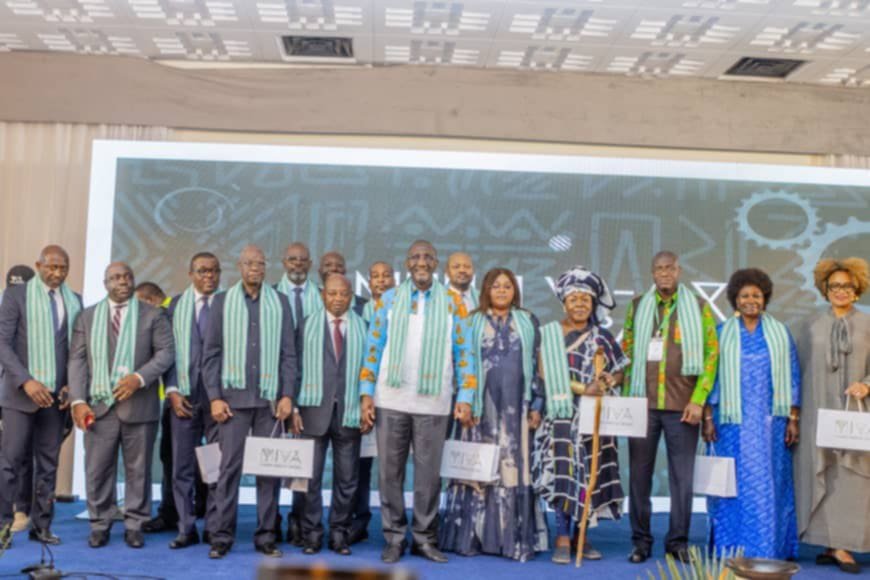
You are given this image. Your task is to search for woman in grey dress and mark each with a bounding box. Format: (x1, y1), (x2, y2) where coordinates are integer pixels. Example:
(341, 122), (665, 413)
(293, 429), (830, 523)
(794, 257), (870, 575)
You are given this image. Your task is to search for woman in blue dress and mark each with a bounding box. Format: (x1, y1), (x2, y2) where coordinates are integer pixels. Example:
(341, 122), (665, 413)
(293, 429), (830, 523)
(440, 268), (549, 561)
(702, 268), (801, 560)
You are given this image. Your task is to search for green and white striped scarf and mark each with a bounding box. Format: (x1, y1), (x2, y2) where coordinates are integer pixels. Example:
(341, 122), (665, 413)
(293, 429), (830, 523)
(90, 298), (140, 406)
(172, 285), (219, 396)
(298, 310), (367, 428)
(362, 300), (375, 323)
(221, 281), (282, 401)
(718, 313), (792, 424)
(539, 321), (574, 419)
(470, 309), (535, 418)
(629, 284), (705, 397)
(276, 276), (322, 318)
(25, 277), (81, 390)
(385, 279), (450, 396)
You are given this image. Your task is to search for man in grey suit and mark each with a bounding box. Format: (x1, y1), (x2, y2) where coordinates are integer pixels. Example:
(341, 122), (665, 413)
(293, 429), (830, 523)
(69, 262), (174, 549)
(0, 246), (80, 547)
(202, 244), (297, 560)
(291, 274), (364, 556)
(163, 252), (221, 549)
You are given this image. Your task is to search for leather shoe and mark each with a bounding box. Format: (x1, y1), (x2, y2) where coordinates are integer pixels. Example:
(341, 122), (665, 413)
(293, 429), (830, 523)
(348, 529), (369, 545)
(141, 516), (171, 534)
(381, 542), (405, 563)
(88, 530), (110, 548)
(202, 531), (211, 545)
(124, 530), (145, 549)
(329, 537), (351, 556)
(29, 528), (61, 545)
(667, 547), (691, 564)
(288, 518), (303, 547)
(411, 543), (448, 563)
(256, 542), (283, 558)
(302, 543), (321, 555)
(628, 546), (650, 564)
(169, 532), (200, 549)
(209, 543), (230, 559)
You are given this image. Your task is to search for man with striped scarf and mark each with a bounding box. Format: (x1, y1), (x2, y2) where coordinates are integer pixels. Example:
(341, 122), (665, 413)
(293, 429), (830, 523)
(0, 246), (80, 548)
(622, 251), (719, 564)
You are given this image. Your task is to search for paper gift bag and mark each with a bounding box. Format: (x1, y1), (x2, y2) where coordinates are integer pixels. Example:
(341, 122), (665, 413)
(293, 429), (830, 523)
(579, 396), (648, 438)
(693, 445), (737, 497)
(195, 443), (221, 485)
(243, 436), (314, 479)
(439, 440), (500, 483)
(816, 397), (870, 452)
(360, 429), (378, 458)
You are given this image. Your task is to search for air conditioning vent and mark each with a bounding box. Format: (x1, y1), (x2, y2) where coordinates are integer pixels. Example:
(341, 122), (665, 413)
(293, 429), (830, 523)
(279, 35), (354, 63)
(724, 56), (805, 79)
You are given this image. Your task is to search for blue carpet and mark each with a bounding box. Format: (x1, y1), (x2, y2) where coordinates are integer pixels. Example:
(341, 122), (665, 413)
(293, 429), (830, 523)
(1, 502), (866, 579)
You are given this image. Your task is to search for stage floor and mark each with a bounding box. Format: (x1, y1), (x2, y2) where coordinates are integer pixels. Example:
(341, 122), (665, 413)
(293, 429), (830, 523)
(0, 502), (865, 579)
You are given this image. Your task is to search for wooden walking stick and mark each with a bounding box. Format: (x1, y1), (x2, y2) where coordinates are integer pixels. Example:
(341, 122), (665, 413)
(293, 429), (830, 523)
(576, 346), (606, 567)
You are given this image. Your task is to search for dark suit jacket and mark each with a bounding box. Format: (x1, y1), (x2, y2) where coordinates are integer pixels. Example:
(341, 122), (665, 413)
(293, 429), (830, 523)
(297, 312), (357, 438)
(202, 289), (297, 409)
(163, 293), (214, 404)
(0, 284), (82, 413)
(68, 299), (175, 424)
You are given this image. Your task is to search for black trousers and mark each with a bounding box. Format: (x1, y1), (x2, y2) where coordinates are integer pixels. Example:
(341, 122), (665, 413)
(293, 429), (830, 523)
(628, 409), (699, 552)
(350, 457), (373, 536)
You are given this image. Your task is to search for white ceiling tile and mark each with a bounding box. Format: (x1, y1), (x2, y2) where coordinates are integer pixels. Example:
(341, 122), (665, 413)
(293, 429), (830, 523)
(619, 9), (757, 50)
(487, 41), (607, 71)
(253, 0), (368, 32)
(374, 34), (490, 66)
(599, 46), (718, 77)
(495, 2), (635, 45)
(375, 0), (505, 39)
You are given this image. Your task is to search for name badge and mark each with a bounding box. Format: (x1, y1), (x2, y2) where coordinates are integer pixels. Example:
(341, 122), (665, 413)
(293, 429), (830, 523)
(647, 338), (664, 362)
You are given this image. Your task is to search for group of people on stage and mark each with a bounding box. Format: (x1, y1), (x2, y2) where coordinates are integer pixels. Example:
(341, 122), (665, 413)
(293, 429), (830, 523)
(0, 241), (867, 573)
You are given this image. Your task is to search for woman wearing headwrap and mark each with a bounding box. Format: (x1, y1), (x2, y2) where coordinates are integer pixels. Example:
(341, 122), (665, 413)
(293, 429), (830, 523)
(532, 266), (629, 564)
(794, 257), (870, 575)
(439, 268), (548, 562)
(702, 268), (801, 560)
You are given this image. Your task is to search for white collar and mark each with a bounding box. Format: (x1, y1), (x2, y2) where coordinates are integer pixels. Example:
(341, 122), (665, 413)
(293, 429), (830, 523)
(325, 310), (348, 325)
(108, 298), (129, 308)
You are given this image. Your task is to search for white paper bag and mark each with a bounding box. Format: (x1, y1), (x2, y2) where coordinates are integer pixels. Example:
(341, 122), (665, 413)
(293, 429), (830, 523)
(360, 429), (378, 458)
(579, 396), (648, 438)
(816, 397), (870, 452)
(693, 447), (737, 497)
(195, 443), (221, 485)
(439, 440), (500, 483)
(242, 436), (314, 479)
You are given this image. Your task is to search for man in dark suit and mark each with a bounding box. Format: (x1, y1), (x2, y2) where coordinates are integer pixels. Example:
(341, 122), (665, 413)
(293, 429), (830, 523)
(0, 246), (80, 547)
(69, 262), (174, 549)
(162, 252), (221, 549)
(202, 244), (297, 560)
(291, 274), (365, 556)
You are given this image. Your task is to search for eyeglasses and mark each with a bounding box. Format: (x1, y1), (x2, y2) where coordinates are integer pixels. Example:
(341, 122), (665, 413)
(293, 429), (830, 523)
(827, 283), (857, 293)
(193, 268), (221, 276)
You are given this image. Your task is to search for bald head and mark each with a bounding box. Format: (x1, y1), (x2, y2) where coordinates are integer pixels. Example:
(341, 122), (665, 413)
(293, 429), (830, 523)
(35, 244), (70, 289)
(447, 251), (474, 292)
(238, 244), (266, 291)
(322, 273), (352, 317)
(318, 251), (347, 283)
(283, 242), (312, 284)
(104, 262), (134, 302)
(406, 240), (438, 291)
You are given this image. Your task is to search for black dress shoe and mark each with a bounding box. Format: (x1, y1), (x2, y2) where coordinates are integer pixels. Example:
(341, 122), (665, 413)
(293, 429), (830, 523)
(29, 528), (61, 545)
(411, 543), (448, 563)
(209, 543), (230, 559)
(667, 547), (691, 564)
(628, 547), (650, 564)
(88, 530), (110, 548)
(381, 543), (405, 564)
(169, 532), (200, 549)
(302, 543), (322, 555)
(141, 516), (170, 534)
(256, 542), (283, 558)
(329, 538), (351, 556)
(288, 519), (303, 547)
(125, 530), (145, 549)
(348, 529), (369, 545)
(202, 531), (211, 545)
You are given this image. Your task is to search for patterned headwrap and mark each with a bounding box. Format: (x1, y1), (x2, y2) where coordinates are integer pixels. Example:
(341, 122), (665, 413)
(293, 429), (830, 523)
(554, 265), (616, 325)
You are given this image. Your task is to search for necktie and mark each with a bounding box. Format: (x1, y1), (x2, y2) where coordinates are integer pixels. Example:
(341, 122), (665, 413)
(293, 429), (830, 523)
(111, 303), (125, 339)
(197, 296), (210, 338)
(332, 319), (343, 361)
(48, 289), (60, 333)
(293, 287), (304, 328)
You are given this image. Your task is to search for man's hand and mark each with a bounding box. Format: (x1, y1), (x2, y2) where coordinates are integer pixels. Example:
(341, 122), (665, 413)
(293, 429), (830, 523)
(23, 379), (54, 408)
(845, 382), (870, 400)
(58, 386), (71, 411)
(291, 411), (304, 436)
(702, 417), (717, 443)
(527, 410), (542, 430)
(112, 374), (141, 403)
(454, 402), (474, 429)
(72, 403), (95, 430)
(360, 395), (376, 432)
(275, 396), (294, 421)
(168, 391), (193, 419)
(786, 418), (800, 446)
(211, 399), (233, 424)
(681, 402), (703, 425)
